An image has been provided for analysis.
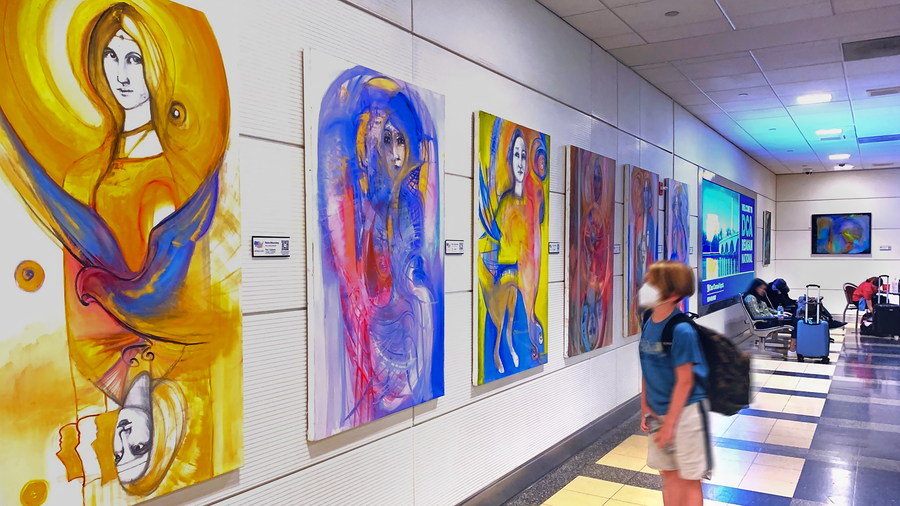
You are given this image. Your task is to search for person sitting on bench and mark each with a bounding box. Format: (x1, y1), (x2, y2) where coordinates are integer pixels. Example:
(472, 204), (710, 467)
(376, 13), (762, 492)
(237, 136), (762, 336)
(746, 278), (799, 359)
(768, 278), (846, 329)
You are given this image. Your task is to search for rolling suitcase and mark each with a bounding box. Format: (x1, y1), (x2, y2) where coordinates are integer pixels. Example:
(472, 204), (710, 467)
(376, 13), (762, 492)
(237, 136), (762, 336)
(796, 284), (830, 364)
(873, 303), (900, 337)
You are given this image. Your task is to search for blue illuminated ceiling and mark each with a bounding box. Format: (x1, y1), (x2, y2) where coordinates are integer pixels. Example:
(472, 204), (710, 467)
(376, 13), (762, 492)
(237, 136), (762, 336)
(540, 0), (900, 174)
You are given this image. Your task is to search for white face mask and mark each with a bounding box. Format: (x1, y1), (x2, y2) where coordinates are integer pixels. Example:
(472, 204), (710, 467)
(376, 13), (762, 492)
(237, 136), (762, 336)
(638, 283), (662, 309)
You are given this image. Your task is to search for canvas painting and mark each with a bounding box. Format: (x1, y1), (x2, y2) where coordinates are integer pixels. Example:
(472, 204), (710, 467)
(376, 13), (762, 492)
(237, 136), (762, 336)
(625, 165), (659, 336)
(812, 213), (872, 255)
(0, 1), (242, 504)
(306, 52), (445, 440)
(666, 179), (690, 312)
(566, 147), (615, 356)
(475, 111), (549, 385)
(763, 211), (772, 265)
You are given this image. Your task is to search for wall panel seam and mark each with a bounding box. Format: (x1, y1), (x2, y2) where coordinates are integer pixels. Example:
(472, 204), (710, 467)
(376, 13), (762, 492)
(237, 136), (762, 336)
(239, 133), (304, 149)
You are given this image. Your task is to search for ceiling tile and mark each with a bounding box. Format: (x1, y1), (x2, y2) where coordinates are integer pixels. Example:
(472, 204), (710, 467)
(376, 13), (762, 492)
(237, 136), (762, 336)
(723, 0), (833, 30)
(612, 0), (726, 31)
(737, 116), (800, 134)
(693, 72), (769, 91)
(594, 32), (646, 49)
(763, 62), (846, 85)
(671, 91), (716, 106)
(635, 18), (734, 43)
(706, 85), (777, 103)
(654, 79), (702, 96)
(833, 0), (900, 14)
(728, 107), (791, 121)
(844, 54), (900, 77)
(538, 0), (606, 17)
(633, 63), (687, 83)
(852, 99), (900, 137)
(752, 40), (843, 71)
(676, 54), (759, 79)
(845, 72), (900, 100)
(601, 0), (650, 7)
(684, 103), (724, 116)
(718, 97), (785, 113)
(772, 78), (849, 103)
(565, 8), (633, 39)
(860, 142), (900, 167)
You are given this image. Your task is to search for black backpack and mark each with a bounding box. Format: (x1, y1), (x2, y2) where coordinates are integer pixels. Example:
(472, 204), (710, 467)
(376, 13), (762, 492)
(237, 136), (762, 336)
(643, 311), (751, 416)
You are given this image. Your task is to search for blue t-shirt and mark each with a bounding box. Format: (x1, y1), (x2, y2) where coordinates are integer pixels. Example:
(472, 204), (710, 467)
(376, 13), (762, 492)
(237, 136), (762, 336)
(639, 310), (708, 415)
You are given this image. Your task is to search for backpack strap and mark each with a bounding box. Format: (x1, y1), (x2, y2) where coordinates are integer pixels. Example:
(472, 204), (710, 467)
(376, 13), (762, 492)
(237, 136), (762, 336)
(660, 312), (694, 355)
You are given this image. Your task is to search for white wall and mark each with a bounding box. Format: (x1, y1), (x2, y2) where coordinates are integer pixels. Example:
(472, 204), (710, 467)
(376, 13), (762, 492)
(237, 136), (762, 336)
(776, 169), (900, 310)
(124, 0), (770, 504)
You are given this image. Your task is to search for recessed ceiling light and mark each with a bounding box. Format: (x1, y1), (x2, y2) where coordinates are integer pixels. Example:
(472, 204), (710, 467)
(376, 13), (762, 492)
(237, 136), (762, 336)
(787, 150), (794, 152)
(769, 128), (777, 131)
(829, 153), (851, 160)
(797, 93), (833, 105)
(738, 93), (749, 97)
(665, 10), (679, 16)
(834, 164), (853, 170)
(816, 128), (843, 136)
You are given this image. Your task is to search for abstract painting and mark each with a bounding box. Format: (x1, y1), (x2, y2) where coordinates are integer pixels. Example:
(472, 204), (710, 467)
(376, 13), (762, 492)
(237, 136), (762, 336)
(566, 147), (615, 356)
(0, 1), (242, 504)
(307, 53), (445, 440)
(666, 179), (690, 312)
(763, 211), (772, 265)
(475, 112), (549, 384)
(625, 165), (659, 336)
(812, 213), (872, 255)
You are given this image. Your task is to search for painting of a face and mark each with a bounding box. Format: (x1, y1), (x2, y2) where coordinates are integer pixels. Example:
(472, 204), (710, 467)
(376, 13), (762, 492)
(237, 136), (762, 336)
(103, 29), (150, 111)
(381, 121), (406, 171)
(114, 406), (152, 483)
(512, 136), (527, 184)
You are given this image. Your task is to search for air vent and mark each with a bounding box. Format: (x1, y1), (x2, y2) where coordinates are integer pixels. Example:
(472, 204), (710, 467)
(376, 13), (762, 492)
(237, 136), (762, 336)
(843, 35), (900, 61)
(873, 163), (897, 168)
(868, 86), (900, 97)
(819, 135), (846, 141)
(859, 134), (900, 144)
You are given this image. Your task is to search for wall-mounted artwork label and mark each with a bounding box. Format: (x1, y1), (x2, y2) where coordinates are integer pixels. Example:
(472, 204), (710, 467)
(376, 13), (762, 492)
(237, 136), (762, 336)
(445, 240), (465, 255)
(549, 242), (561, 254)
(614, 244), (622, 254)
(475, 111), (549, 385)
(880, 245), (892, 252)
(252, 236), (290, 257)
(690, 247), (695, 255)
(306, 52), (445, 441)
(566, 147), (615, 357)
(0, 0), (244, 503)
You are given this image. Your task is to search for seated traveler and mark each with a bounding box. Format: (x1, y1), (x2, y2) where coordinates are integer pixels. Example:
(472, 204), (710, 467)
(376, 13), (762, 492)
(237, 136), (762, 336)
(852, 277), (883, 320)
(745, 278), (799, 359)
(768, 278), (846, 329)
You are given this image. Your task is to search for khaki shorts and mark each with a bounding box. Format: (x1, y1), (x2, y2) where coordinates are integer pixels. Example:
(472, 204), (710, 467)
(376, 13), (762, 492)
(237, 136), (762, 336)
(647, 399), (712, 481)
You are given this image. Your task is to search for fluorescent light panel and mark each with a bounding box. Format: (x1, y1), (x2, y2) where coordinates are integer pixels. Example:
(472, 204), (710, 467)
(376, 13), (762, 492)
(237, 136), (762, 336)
(816, 128), (843, 136)
(829, 153), (851, 160)
(797, 93), (832, 105)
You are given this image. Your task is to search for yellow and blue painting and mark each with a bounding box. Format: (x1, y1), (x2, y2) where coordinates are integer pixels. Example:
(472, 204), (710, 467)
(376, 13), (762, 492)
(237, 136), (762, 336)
(476, 112), (549, 385)
(307, 54), (445, 440)
(0, 1), (242, 504)
(813, 213), (872, 255)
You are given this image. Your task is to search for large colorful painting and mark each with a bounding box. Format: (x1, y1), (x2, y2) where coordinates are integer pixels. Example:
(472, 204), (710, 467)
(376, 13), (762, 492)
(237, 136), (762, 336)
(811, 213), (872, 255)
(0, 1), (242, 504)
(625, 166), (659, 335)
(566, 147), (615, 356)
(666, 179), (690, 312)
(306, 53), (445, 440)
(475, 111), (549, 385)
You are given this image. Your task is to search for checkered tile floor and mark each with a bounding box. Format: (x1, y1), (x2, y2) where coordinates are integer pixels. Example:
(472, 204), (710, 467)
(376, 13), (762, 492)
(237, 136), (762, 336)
(504, 324), (900, 506)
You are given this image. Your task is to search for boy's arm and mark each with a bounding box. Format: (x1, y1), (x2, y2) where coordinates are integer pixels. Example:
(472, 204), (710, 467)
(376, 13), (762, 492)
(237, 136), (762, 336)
(654, 363), (693, 449)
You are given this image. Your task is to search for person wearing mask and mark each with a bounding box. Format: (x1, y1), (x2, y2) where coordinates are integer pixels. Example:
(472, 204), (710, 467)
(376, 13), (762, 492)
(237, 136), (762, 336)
(768, 279), (846, 330)
(745, 278), (799, 359)
(639, 261), (710, 506)
(853, 277), (883, 319)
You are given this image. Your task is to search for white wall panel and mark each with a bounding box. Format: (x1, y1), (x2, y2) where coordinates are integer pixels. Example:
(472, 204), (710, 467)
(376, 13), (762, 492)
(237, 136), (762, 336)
(640, 81), (674, 152)
(592, 45), (619, 127)
(444, 174), (474, 294)
(591, 119), (619, 162)
(640, 140), (674, 180)
(617, 131), (641, 204)
(345, 0), (413, 28)
(412, 0), (593, 112)
(689, 216), (699, 269)
(240, 139), (305, 313)
(237, 47), (303, 145)
(615, 343), (641, 405)
(673, 157), (699, 218)
(777, 198), (900, 231)
(613, 275), (625, 344)
(618, 64), (642, 137)
(777, 170), (900, 202)
(549, 192), (566, 282)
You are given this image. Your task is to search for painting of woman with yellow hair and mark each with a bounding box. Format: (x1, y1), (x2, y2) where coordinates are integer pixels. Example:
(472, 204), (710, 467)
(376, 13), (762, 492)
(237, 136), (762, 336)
(0, 0), (241, 504)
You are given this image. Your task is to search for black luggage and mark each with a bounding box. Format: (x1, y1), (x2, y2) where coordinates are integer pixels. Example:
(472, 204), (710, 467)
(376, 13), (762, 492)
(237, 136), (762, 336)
(874, 304), (900, 337)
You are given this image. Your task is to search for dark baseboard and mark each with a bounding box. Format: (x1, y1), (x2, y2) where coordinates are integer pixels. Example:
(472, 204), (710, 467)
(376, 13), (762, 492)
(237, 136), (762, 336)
(457, 395), (642, 506)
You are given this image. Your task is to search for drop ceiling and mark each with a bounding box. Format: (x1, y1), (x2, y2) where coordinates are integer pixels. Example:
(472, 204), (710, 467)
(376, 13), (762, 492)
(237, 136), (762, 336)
(539, 0), (900, 174)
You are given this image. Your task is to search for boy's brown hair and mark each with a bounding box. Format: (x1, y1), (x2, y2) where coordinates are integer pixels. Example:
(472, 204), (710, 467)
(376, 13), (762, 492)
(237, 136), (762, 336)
(646, 261), (696, 303)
